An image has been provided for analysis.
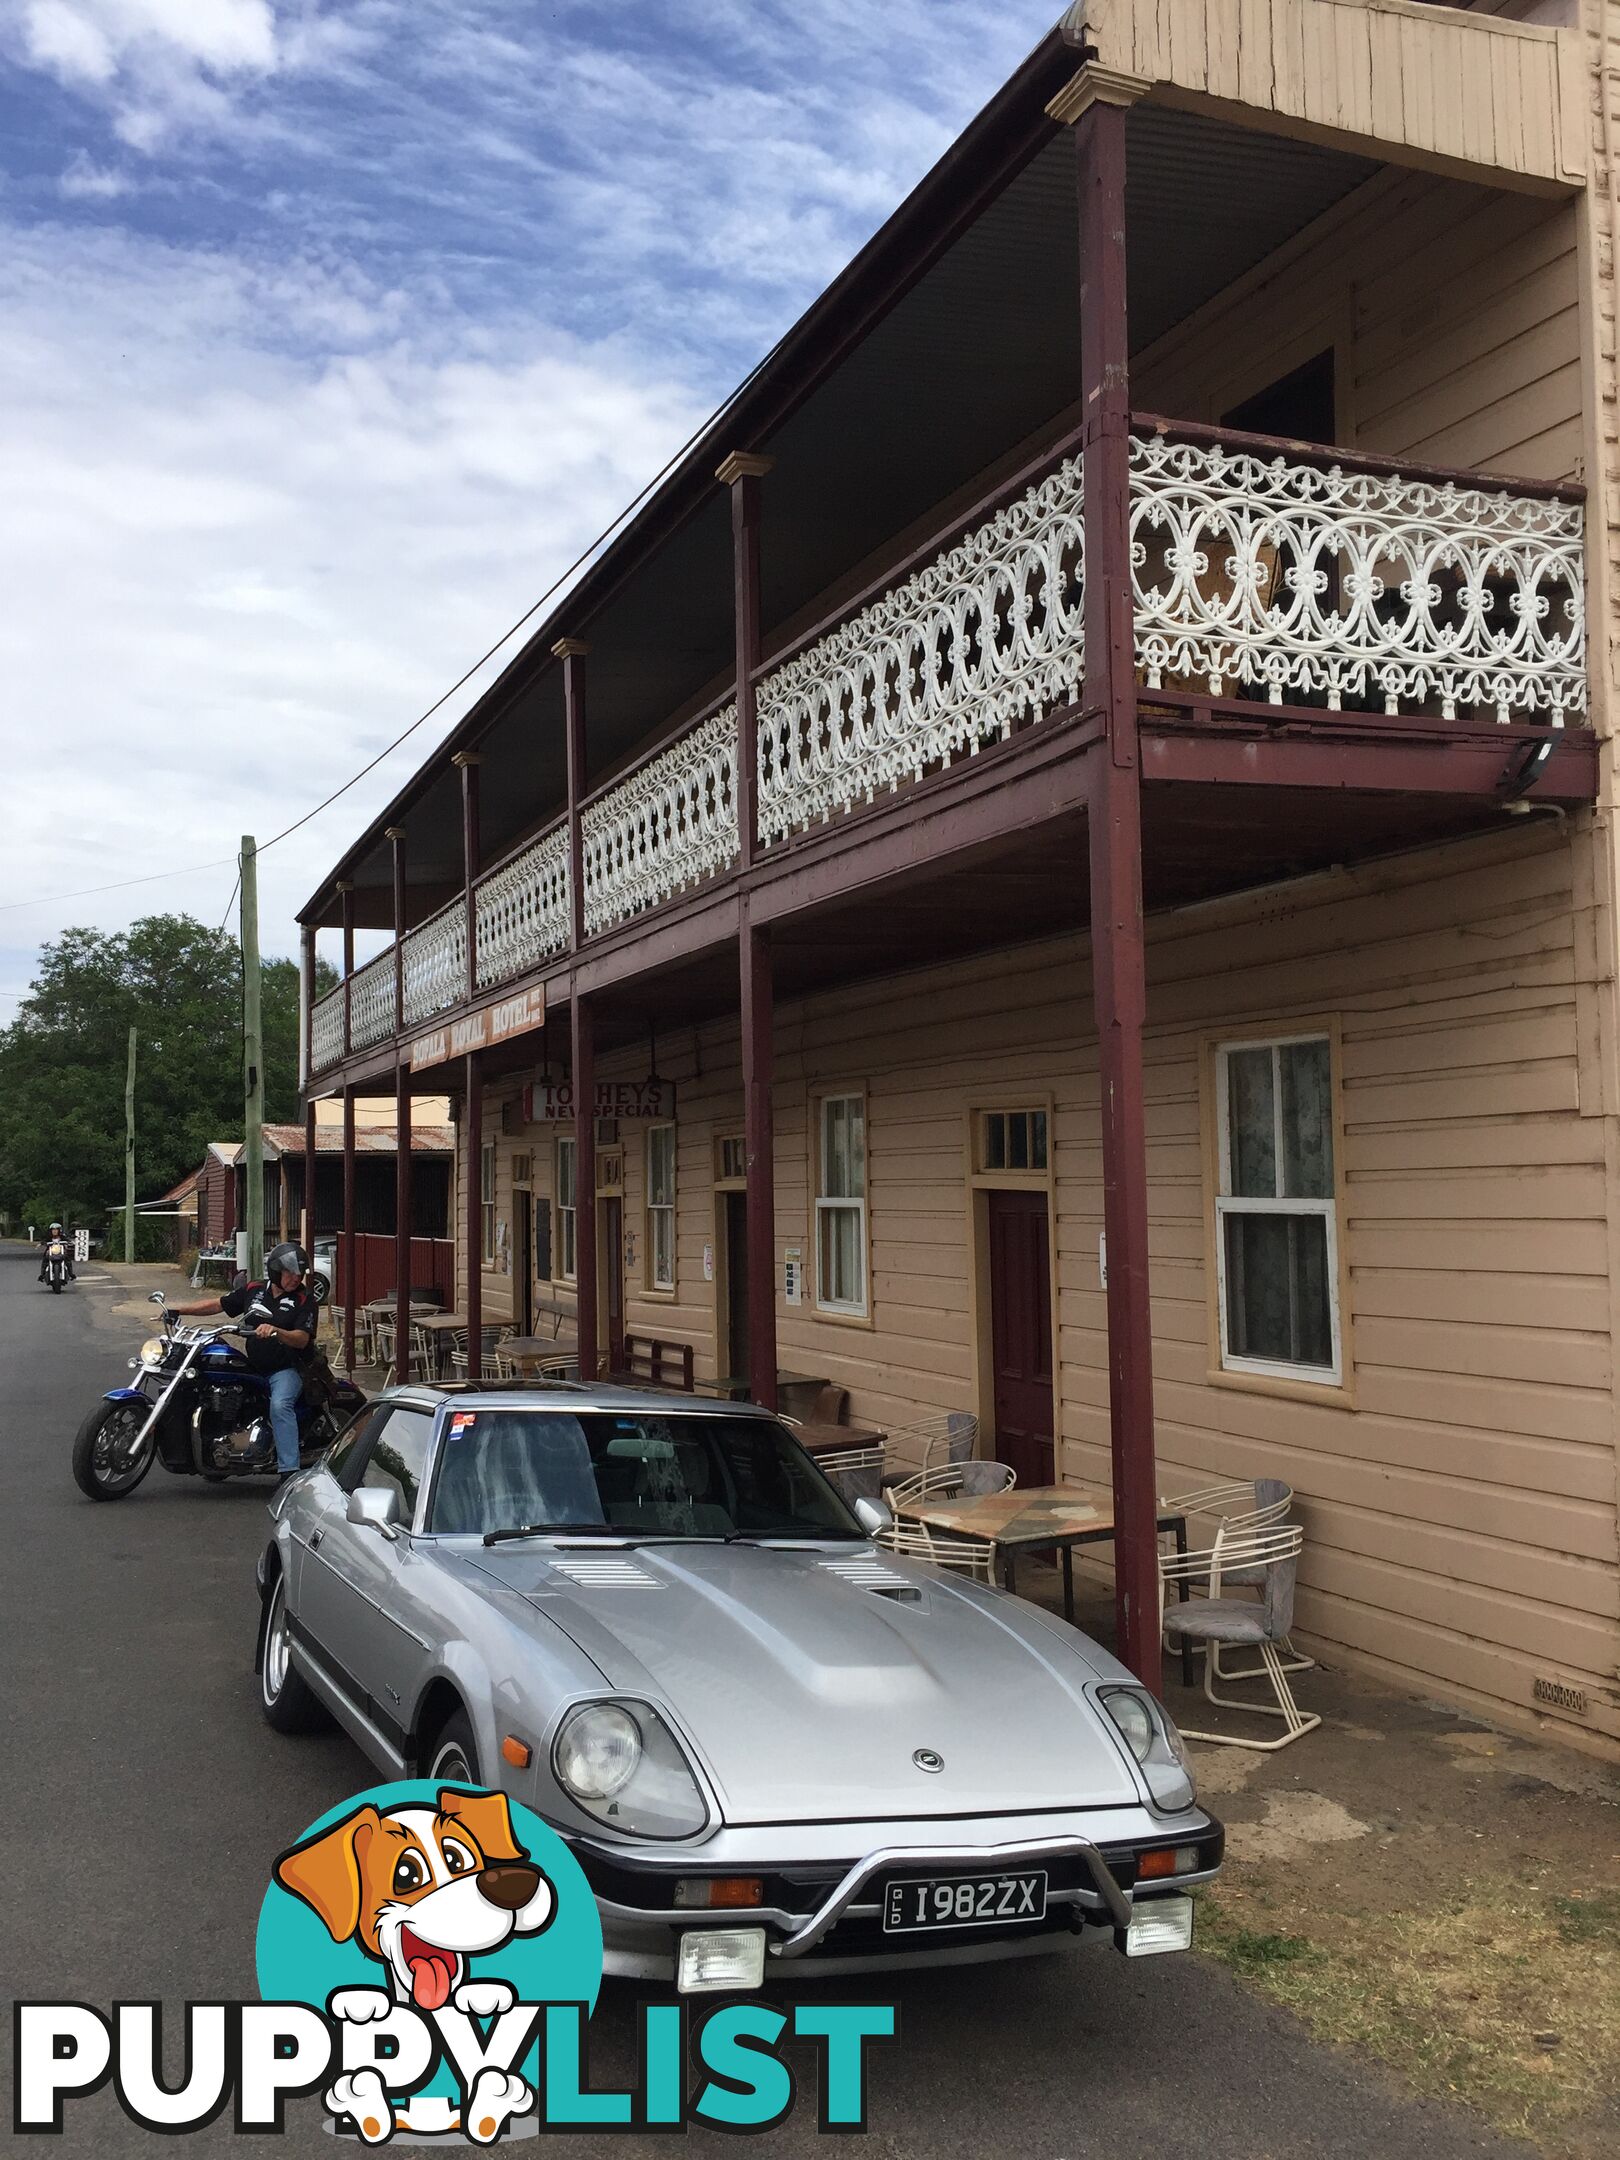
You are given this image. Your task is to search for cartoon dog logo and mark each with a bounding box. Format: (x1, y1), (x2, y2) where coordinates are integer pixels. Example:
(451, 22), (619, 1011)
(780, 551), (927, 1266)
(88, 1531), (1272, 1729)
(273, 1787), (556, 2143)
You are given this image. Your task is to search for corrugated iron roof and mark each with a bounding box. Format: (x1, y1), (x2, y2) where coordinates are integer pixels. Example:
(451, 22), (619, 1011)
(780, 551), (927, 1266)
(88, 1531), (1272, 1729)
(247, 1125), (455, 1157)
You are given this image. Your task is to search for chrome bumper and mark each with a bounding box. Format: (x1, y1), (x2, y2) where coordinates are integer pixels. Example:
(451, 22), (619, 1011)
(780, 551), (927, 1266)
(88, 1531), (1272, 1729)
(770, 1832), (1132, 1958)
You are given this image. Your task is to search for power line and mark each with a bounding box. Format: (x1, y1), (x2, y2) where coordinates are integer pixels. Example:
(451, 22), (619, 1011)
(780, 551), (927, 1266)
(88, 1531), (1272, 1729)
(0, 856), (236, 914)
(5, 323), (788, 923)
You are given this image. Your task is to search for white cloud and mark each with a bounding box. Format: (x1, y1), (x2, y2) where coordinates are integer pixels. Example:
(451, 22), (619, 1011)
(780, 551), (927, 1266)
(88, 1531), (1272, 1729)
(57, 148), (134, 196)
(0, 223), (706, 956)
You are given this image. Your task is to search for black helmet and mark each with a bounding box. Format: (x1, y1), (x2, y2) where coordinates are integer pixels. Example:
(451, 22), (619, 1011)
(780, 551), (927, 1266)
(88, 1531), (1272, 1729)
(265, 1242), (309, 1281)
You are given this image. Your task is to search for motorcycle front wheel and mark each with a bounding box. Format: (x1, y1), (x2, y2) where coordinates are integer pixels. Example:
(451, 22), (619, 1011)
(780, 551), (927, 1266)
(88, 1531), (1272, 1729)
(72, 1401), (157, 1500)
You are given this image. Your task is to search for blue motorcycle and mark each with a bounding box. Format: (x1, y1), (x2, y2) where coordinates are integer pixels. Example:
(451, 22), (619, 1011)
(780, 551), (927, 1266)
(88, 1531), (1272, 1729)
(72, 1292), (366, 1501)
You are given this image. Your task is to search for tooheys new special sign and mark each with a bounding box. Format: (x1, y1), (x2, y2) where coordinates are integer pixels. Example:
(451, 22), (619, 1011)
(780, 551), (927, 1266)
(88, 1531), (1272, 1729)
(408, 987), (547, 1073)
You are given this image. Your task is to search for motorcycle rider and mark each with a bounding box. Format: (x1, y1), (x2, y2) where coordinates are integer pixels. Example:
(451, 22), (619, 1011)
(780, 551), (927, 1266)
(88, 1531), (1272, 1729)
(167, 1243), (318, 1484)
(38, 1222), (75, 1283)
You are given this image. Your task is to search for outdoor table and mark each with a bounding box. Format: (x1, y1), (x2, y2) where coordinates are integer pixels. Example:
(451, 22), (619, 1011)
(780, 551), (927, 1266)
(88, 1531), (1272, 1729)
(791, 1421), (887, 1459)
(502, 1335), (579, 1375)
(894, 1482), (1192, 1674)
(699, 1370), (827, 1405)
(412, 1311), (468, 1378)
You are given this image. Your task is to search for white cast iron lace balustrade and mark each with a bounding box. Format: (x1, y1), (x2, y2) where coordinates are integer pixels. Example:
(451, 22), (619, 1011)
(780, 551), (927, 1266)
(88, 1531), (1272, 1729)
(1129, 432), (1586, 725)
(581, 703), (738, 936)
(756, 459), (1086, 843)
(310, 988), (344, 1074)
(347, 950), (397, 1051)
(401, 900), (468, 1028)
(474, 823), (570, 990)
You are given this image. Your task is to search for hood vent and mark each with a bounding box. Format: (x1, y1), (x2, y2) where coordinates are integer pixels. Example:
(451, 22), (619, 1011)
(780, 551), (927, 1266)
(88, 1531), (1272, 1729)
(547, 1553), (659, 1590)
(817, 1554), (922, 1600)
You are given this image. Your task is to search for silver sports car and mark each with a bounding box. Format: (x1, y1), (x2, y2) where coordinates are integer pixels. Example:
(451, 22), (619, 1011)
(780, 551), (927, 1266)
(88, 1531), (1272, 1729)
(255, 1382), (1221, 1992)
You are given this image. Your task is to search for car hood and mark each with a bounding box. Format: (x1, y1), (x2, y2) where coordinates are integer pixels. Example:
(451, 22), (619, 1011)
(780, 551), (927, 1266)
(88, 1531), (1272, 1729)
(461, 1540), (1143, 1823)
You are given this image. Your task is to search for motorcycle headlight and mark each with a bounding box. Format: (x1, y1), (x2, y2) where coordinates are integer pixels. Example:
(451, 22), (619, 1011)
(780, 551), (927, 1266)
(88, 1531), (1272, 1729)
(1102, 1686), (1196, 1813)
(552, 1699), (709, 1839)
(139, 1337), (167, 1369)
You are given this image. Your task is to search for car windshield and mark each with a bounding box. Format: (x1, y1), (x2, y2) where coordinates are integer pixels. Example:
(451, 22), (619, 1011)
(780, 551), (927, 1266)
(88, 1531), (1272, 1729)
(427, 1409), (866, 1542)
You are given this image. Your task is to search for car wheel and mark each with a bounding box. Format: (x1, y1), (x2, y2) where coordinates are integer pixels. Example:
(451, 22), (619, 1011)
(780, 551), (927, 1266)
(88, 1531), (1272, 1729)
(427, 1710), (480, 1785)
(259, 1572), (328, 1734)
(308, 1272), (331, 1307)
(71, 1401), (156, 1501)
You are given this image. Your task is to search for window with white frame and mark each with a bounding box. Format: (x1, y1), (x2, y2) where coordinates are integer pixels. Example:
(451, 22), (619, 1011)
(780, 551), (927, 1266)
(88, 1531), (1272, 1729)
(556, 1135), (577, 1283)
(1215, 1034), (1341, 1382)
(646, 1125), (676, 1292)
(479, 1143), (496, 1265)
(816, 1093), (867, 1314)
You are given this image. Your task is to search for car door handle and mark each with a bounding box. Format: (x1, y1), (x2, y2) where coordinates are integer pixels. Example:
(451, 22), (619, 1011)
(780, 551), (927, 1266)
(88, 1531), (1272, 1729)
(309, 1530), (323, 1551)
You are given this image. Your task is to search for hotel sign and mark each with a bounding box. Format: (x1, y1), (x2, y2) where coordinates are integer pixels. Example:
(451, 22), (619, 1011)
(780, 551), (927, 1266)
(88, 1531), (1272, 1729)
(408, 985), (547, 1072)
(525, 1078), (677, 1121)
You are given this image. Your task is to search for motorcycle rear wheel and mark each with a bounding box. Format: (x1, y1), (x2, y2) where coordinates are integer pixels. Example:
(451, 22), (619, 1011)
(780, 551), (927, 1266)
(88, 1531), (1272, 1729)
(72, 1401), (156, 1500)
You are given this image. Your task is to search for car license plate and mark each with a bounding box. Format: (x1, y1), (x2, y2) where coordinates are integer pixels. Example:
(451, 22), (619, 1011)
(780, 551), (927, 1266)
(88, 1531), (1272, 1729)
(882, 1870), (1047, 1934)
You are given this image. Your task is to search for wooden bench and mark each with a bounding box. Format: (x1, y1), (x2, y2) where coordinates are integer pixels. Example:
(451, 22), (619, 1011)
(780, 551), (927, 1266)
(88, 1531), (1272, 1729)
(611, 1335), (696, 1391)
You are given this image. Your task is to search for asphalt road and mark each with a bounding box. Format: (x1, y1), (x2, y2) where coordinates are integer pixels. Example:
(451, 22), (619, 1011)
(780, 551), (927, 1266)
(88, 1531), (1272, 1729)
(0, 1245), (1529, 2158)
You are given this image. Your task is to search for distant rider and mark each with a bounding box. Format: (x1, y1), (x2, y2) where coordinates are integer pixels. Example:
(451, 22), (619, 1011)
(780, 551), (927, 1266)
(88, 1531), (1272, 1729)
(38, 1222), (75, 1282)
(167, 1242), (318, 1485)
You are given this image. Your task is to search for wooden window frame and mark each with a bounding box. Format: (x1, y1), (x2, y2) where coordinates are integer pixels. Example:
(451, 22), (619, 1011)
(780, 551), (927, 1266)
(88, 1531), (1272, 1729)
(814, 1087), (869, 1321)
(479, 1142), (496, 1266)
(1204, 1021), (1352, 1400)
(644, 1123), (677, 1296)
(555, 1134), (577, 1284)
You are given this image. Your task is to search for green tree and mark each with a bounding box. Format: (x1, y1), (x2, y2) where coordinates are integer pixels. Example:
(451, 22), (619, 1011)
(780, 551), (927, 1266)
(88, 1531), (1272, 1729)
(0, 914), (333, 1235)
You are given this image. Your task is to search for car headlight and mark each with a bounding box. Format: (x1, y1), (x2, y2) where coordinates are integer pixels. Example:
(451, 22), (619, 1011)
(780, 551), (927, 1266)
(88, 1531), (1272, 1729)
(1102, 1687), (1196, 1813)
(139, 1337), (167, 1369)
(552, 1699), (709, 1839)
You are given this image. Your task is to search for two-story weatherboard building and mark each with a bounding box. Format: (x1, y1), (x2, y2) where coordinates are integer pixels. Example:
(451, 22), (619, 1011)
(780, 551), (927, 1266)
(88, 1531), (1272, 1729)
(295, 0), (1620, 1756)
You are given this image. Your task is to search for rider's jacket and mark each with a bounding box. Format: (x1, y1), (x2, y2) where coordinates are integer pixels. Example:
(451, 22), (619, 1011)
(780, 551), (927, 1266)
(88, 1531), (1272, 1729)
(220, 1280), (319, 1375)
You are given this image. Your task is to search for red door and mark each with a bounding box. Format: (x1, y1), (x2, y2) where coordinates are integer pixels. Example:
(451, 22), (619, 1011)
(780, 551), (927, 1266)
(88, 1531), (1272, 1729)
(987, 1190), (1054, 1486)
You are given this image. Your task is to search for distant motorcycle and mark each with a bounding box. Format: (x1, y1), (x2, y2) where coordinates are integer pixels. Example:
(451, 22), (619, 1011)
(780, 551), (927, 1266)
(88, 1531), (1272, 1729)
(72, 1293), (366, 1501)
(42, 1239), (70, 1293)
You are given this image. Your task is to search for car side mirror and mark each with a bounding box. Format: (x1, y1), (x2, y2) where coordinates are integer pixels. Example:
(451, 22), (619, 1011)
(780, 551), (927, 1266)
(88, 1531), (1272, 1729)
(853, 1496), (893, 1538)
(147, 1291), (167, 1305)
(347, 1487), (404, 1540)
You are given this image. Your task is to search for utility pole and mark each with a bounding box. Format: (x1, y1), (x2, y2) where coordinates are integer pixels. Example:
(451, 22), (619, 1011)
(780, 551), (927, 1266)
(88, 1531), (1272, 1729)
(124, 1026), (137, 1264)
(241, 836), (265, 1277)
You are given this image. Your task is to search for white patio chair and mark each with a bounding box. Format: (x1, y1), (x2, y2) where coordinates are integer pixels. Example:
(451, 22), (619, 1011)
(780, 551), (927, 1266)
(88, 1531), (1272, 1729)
(1160, 1520), (1320, 1752)
(1158, 1476), (1312, 1678)
(880, 1411), (979, 1484)
(816, 1444), (887, 1505)
(886, 1459), (1015, 1509)
(875, 1518), (994, 1581)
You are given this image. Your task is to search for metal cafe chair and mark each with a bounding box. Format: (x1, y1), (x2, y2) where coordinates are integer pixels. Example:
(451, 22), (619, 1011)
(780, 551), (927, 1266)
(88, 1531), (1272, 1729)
(875, 1517), (995, 1581)
(817, 1445), (887, 1505)
(1160, 1520), (1321, 1752)
(1158, 1477), (1312, 1679)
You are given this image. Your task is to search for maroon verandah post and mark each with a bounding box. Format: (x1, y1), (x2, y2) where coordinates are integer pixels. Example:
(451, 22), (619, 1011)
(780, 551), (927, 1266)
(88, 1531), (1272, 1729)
(455, 751), (483, 1380)
(720, 451), (780, 1412)
(1068, 76), (1162, 1692)
(299, 922), (318, 1255)
(338, 881), (357, 1376)
(341, 1084), (357, 1377)
(387, 825), (413, 1385)
(556, 636), (597, 1382)
(572, 997), (598, 1384)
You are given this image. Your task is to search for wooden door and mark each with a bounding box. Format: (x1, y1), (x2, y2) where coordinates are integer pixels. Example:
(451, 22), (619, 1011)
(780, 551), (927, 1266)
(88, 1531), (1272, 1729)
(511, 1193), (532, 1336)
(601, 1196), (626, 1373)
(724, 1190), (749, 1382)
(987, 1190), (1054, 1486)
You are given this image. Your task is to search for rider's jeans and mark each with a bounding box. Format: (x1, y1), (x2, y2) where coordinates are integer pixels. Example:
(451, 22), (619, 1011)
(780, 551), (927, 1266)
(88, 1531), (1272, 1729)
(266, 1367), (303, 1475)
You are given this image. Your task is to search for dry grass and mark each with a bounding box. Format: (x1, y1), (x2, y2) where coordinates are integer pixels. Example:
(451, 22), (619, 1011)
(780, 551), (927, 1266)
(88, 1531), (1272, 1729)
(1198, 1881), (1620, 2155)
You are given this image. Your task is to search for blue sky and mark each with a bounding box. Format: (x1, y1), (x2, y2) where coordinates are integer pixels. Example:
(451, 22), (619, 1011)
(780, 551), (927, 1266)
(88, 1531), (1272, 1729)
(0, 0), (1062, 1006)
